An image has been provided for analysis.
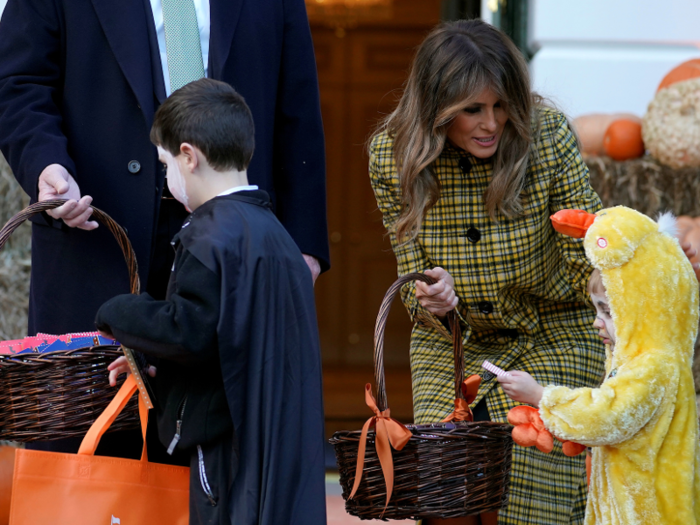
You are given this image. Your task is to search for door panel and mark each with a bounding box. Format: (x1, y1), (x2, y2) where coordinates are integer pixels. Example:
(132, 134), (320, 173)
(310, 2), (442, 432)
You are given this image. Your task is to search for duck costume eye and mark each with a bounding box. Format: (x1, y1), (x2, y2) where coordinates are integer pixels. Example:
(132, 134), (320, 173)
(551, 207), (660, 270)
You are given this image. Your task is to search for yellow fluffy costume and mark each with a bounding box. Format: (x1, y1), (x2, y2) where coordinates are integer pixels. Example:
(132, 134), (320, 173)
(541, 206), (700, 524)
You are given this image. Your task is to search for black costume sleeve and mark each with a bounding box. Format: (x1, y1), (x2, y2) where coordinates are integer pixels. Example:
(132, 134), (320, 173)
(95, 249), (220, 364)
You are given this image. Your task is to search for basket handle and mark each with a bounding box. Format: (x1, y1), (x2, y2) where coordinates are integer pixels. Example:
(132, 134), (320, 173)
(373, 272), (464, 413)
(0, 199), (140, 294)
(77, 374), (149, 461)
(0, 199), (154, 408)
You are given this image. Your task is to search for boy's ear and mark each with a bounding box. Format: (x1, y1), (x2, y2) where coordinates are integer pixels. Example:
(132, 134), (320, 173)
(179, 142), (199, 172)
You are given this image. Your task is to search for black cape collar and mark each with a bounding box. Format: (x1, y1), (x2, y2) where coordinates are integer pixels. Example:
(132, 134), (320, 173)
(171, 189), (273, 248)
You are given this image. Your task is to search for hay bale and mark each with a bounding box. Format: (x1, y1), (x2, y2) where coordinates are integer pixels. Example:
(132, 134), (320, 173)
(0, 154), (30, 340)
(585, 154), (700, 216)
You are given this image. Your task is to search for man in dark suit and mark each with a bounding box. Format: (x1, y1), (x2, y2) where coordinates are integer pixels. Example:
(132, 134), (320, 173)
(0, 0), (329, 461)
(0, 0), (329, 337)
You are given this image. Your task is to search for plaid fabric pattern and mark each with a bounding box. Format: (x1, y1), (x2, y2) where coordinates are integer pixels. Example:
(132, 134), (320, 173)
(370, 108), (605, 524)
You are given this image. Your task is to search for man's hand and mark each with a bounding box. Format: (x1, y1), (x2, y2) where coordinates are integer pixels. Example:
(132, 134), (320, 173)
(38, 164), (98, 230)
(107, 355), (156, 387)
(415, 267), (458, 318)
(498, 371), (544, 407)
(303, 254), (321, 285)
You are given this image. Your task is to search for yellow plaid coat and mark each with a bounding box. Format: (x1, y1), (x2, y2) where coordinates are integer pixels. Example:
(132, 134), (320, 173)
(369, 108), (605, 524)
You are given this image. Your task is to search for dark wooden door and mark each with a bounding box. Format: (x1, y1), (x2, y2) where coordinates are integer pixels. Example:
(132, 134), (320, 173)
(309, 2), (442, 434)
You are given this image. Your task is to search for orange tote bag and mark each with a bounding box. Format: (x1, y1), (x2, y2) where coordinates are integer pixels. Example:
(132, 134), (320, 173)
(9, 374), (189, 525)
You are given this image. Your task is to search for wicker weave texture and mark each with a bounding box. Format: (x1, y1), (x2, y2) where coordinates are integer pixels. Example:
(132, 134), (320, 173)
(332, 422), (513, 519)
(0, 348), (138, 441)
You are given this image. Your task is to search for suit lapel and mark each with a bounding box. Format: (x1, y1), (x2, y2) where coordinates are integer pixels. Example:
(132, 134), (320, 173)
(209, 0), (244, 80)
(91, 0), (157, 126)
(142, 0), (167, 105)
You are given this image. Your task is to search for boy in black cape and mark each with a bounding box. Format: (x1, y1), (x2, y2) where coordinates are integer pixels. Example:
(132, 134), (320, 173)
(95, 78), (327, 525)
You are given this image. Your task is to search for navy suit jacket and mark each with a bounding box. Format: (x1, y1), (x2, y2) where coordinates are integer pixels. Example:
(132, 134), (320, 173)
(0, 0), (329, 334)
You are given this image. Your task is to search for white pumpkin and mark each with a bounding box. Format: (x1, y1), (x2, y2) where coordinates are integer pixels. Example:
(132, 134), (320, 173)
(642, 77), (700, 169)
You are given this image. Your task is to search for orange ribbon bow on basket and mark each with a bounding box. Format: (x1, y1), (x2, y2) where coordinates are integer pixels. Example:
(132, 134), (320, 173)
(349, 384), (412, 514)
(442, 374), (481, 422)
(507, 405), (586, 456)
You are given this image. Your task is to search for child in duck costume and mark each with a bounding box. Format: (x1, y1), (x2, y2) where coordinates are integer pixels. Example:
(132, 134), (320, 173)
(498, 206), (700, 525)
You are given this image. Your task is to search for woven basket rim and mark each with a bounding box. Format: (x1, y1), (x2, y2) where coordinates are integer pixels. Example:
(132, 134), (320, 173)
(330, 420), (513, 444)
(0, 344), (121, 362)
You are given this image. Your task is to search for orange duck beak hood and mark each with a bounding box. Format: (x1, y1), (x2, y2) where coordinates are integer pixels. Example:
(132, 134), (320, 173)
(551, 205), (699, 366)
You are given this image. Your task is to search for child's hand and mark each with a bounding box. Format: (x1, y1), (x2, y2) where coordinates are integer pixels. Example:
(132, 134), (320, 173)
(107, 356), (156, 387)
(498, 371), (544, 407)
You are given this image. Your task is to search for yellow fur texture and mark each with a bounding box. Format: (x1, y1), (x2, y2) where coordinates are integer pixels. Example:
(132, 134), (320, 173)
(539, 206), (700, 525)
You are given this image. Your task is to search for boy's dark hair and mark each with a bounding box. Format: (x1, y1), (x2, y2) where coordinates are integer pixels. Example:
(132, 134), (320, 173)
(150, 78), (255, 171)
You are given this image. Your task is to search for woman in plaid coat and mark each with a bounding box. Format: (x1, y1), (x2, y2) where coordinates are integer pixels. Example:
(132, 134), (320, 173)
(369, 19), (605, 525)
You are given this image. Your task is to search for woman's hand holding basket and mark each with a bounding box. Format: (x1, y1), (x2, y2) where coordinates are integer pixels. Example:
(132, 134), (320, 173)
(415, 267), (458, 317)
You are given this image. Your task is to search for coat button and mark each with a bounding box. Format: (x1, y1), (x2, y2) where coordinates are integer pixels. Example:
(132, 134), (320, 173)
(127, 160), (141, 173)
(458, 157), (472, 174)
(467, 227), (481, 243)
(498, 328), (519, 339)
(477, 301), (493, 314)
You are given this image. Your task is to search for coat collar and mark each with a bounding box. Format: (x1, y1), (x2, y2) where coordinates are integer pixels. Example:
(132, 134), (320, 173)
(90, 0), (156, 128)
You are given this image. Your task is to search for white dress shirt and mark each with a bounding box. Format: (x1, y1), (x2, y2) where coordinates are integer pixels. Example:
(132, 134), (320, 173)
(149, 0), (210, 97)
(217, 185), (259, 197)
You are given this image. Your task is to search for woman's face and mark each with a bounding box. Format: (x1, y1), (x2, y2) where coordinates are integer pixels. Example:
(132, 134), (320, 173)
(446, 87), (509, 159)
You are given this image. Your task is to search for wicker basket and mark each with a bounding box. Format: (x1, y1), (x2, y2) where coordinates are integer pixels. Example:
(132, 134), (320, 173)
(330, 273), (513, 520)
(0, 199), (140, 442)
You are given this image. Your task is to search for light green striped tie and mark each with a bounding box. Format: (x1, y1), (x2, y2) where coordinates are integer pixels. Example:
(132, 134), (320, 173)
(162, 0), (205, 93)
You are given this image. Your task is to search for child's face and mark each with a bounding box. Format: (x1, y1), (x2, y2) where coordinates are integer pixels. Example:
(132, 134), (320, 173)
(591, 290), (615, 346)
(158, 146), (191, 211)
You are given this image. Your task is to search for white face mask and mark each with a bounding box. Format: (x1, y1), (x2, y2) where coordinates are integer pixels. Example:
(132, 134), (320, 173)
(158, 146), (190, 211)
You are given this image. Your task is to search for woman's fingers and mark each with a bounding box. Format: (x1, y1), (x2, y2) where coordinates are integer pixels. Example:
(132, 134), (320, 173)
(416, 276), (451, 299)
(415, 270), (459, 316)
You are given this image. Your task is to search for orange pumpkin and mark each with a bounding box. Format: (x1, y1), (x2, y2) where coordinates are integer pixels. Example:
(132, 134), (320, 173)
(603, 119), (645, 161)
(657, 59), (700, 92)
(572, 113), (642, 156)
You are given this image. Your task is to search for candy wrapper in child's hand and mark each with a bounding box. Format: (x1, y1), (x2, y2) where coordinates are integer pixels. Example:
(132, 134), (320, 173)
(482, 360), (511, 378)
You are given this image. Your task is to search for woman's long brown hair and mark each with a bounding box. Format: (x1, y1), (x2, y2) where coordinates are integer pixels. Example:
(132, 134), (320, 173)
(375, 19), (540, 242)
